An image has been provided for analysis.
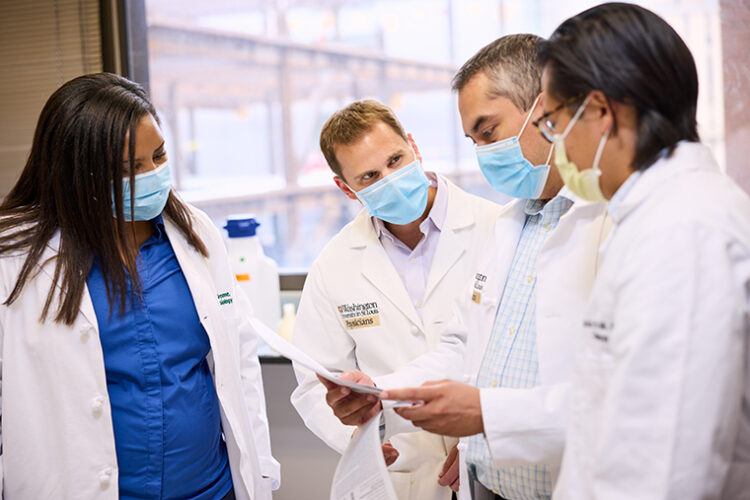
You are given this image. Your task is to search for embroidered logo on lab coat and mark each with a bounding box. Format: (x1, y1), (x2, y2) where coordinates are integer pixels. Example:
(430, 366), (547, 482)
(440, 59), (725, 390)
(338, 301), (381, 330)
(217, 292), (233, 306)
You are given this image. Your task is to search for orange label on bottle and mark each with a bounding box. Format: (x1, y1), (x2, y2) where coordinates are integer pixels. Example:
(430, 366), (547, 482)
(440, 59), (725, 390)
(235, 273), (251, 282)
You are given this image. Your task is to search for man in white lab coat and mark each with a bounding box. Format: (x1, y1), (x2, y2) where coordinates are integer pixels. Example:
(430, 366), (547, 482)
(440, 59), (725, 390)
(290, 99), (503, 500)
(323, 35), (611, 500)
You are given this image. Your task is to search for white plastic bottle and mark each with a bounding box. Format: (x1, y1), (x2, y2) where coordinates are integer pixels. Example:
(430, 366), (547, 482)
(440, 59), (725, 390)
(223, 215), (281, 330)
(277, 303), (296, 342)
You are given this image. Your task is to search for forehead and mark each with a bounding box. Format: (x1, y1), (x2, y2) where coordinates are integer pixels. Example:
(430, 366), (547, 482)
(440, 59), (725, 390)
(335, 121), (408, 172)
(123, 114), (163, 156)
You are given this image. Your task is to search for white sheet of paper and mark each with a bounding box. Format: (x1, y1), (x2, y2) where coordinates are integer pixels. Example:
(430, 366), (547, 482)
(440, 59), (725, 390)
(250, 318), (382, 396)
(330, 411), (398, 500)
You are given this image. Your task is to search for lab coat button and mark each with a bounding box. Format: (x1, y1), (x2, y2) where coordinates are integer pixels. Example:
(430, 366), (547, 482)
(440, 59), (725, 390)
(526, 275), (535, 284)
(91, 396), (104, 418)
(410, 326), (419, 335)
(491, 380), (498, 388)
(99, 468), (113, 489)
(416, 301), (423, 308)
(507, 326), (516, 336)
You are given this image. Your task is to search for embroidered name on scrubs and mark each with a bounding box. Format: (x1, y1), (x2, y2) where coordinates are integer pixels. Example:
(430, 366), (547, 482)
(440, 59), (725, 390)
(338, 301), (381, 330)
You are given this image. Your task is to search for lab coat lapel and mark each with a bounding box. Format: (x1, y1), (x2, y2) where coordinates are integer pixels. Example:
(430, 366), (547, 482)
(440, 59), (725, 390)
(422, 185), (470, 303)
(352, 212), (423, 330)
(163, 218), (215, 326)
(38, 231), (99, 328)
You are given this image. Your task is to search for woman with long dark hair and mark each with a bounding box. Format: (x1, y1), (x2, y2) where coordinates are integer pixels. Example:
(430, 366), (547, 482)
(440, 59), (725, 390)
(0, 73), (279, 499)
(534, 3), (750, 498)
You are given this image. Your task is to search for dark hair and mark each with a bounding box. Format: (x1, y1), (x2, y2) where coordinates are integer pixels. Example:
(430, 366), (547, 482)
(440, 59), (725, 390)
(539, 2), (699, 170)
(0, 72), (207, 325)
(452, 34), (542, 112)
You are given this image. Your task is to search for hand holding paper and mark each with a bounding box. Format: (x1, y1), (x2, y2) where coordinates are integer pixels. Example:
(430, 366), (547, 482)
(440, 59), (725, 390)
(318, 370), (383, 426)
(381, 379), (484, 437)
(251, 317), (381, 396)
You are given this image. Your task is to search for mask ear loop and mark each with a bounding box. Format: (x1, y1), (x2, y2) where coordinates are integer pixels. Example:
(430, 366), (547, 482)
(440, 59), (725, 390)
(544, 142), (555, 166)
(517, 94), (542, 138)
(560, 94), (591, 140)
(592, 127), (611, 176)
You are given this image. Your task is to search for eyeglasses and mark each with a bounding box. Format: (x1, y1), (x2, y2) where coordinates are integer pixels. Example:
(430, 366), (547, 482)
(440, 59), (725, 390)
(532, 95), (582, 143)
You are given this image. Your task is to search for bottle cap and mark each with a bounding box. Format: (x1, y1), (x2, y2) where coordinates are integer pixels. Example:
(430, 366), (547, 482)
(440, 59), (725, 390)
(224, 214), (260, 238)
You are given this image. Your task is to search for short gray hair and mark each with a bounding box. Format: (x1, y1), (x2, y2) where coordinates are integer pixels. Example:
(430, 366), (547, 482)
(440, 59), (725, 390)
(452, 34), (543, 112)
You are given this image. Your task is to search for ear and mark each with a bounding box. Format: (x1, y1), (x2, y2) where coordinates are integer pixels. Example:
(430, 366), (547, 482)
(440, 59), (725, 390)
(334, 176), (358, 201)
(407, 133), (423, 163)
(587, 90), (615, 134)
(530, 91), (545, 121)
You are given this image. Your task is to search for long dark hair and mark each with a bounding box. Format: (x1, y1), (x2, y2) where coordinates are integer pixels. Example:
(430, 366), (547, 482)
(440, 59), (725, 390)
(538, 2), (700, 170)
(0, 72), (208, 325)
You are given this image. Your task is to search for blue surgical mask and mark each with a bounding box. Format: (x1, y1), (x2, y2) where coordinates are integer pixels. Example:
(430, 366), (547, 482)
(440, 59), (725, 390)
(113, 162), (172, 221)
(350, 159), (430, 225)
(475, 95), (553, 199)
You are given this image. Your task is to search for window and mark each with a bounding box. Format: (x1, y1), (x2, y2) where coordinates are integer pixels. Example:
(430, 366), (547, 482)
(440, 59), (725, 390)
(143, 0), (725, 268)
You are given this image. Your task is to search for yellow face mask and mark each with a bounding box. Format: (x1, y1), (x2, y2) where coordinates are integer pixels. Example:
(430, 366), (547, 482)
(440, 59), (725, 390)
(552, 95), (610, 202)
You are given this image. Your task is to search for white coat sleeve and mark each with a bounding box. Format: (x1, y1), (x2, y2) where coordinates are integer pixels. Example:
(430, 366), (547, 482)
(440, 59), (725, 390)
(289, 263), (357, 454)
(233, 283), (281, 489)
(576, 224), (749, 499)
(373, 316), (469, 440)
(480, 383), (569, 468)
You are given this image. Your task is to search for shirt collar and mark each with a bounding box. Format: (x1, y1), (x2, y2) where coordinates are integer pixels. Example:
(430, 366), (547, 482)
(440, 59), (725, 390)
(372, 171), (444, 240)
(150, 214), (168, 243)
(523, 189), (575, 225)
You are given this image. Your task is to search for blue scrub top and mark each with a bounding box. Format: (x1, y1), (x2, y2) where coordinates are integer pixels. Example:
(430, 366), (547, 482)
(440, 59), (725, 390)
(87, 217), (233, 499)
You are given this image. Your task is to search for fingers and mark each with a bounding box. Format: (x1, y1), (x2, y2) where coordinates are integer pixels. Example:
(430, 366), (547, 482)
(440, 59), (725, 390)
(338, 370), (374, 386)
(380, 386), (435, 401)
(422, 379), (451, 387)
(449, 476), (460, 492)
(382, 442), (400, 467)
(440, 444), (459, 475)
(317, 374), (343, 391)
(325, 385), (352, 407)
(357, 400), (383, 426)
(437, 445), (460, 487)
(331, 393), (381, 425)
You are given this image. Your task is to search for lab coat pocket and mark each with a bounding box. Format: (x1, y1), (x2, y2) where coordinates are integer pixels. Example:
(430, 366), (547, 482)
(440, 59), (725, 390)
(388, 471), (413, 500)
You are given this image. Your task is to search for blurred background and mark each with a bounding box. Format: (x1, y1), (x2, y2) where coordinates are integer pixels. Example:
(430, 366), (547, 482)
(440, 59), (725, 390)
(1, 0), (742, 272)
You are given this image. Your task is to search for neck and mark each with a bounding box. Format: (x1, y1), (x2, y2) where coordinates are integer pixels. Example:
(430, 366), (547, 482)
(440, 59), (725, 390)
(383, 185), (437, 250)
(126, 220), (155, 248)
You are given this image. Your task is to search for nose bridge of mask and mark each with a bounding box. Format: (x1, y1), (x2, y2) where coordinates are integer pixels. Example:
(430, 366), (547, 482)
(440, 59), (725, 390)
(354, 158), (421, 197)
(123, 162), (171, 195)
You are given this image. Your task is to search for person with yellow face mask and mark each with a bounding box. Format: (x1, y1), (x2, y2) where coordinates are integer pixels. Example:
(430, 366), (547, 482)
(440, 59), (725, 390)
(533, 3), (750, 498)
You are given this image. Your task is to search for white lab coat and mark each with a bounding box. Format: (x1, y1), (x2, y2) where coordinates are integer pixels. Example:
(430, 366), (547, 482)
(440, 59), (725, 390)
(376, 190), (610, 500)
(290, 177), (503, 500)
(0, 206), (280, 499)
(554, 142), (750, 500)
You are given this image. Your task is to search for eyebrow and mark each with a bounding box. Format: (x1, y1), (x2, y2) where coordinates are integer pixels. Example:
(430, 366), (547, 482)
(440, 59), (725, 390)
(123, 141), (166, 163)
(470, 116), (489, 135)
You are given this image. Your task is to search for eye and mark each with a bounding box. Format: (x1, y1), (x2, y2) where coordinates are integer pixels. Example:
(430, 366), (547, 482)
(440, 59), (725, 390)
(388, 154), (402, 166)
(481, 127), (495, 140)
(361, 171), (378, 181)
(154, 150), (168, 164)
